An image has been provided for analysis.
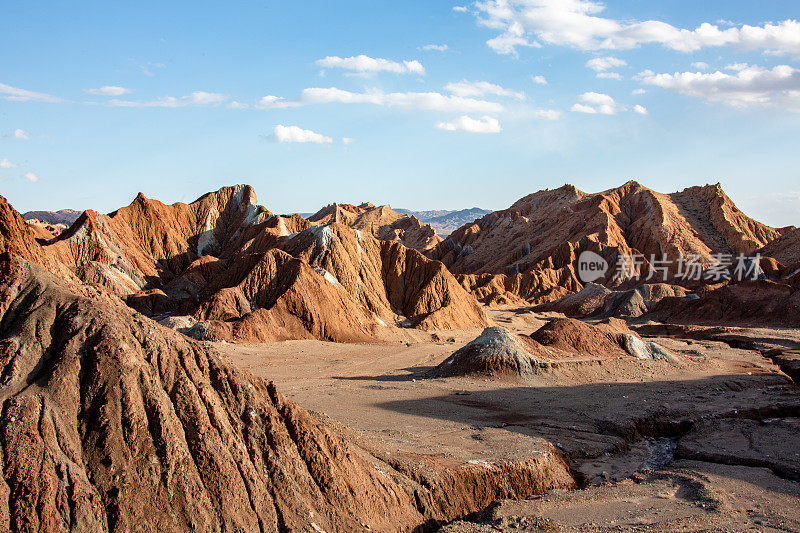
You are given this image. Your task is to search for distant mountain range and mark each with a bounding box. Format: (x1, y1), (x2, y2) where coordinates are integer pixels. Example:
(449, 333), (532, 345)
(23, 209), (81, 225)
(396, 207), (492, 236)
(23, 206), (490, 238)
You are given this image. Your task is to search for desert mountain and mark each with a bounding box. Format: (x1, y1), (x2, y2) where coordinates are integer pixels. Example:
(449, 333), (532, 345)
(280, 223), (486, 331)
(430, 181), (789, 305)
(0, 251), (573, 531)
(14, 186), (486, 342)
(0, 253), (426, 531)
(308, 202), (441, 251)
(22, 208), (81, 226)
(397, 207), (492, 237)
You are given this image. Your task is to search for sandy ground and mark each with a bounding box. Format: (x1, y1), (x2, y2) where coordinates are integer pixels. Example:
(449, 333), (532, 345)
(219, 308), (800, 531)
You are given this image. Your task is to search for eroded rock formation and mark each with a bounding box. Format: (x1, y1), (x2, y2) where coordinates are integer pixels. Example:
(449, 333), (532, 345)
(430, 182), (788, 306)
(19, 187), (486, 342)
(0, 254), (425, 531)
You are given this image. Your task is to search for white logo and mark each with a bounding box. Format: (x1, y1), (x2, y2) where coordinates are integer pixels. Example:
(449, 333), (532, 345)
(578, 250), (609, 283)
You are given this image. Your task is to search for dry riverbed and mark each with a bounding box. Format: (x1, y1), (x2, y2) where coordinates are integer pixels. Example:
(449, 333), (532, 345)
(219, 308), (800, 531)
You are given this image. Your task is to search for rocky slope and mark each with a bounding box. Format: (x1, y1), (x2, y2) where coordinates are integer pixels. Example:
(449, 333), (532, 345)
(0, 253), (432, 531)
(1, 195), (51, 266)
(280, 223), (486, 332)
(647, 280), (800, 327)
(309, 202), (441, 251)
(429, 181), (789, 306)
(760, 227), (800, 275)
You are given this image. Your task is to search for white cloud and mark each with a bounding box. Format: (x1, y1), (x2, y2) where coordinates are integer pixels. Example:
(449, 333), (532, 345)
(597, 72), (622, 80)
(0, 158), (18, 168)
(530, 108), (562, 120)
(0, 82), (64, 103)
(342, 137), (355, 145)
(1, 129), (33, 140)
(134, 61), (165, 77)
(84, 86), (133, 96)
(637, 64), (800, 111)
(578, 92), (615, 105)
(445, 80), (525, 99)
(571, 92), (619, 114)
(571, 103), (599, 114)
(108, 91), (228, 108)
(692, 61), (710, 70)
(235, 87), (504, 114)
(302, 87), (504, 112)
(472, 1), (800, 57)
(453, 5), (468, 12)
(22, 172), (39, 183)
(435, 115), (502, 133)
(633, 104), (648, 114)
(232, 95), (296, 110)
(586, 56), (627, 72)
(632, 88), (646, 95)
(532, 75), (548, 85)
(419, 44), (449, 52)
(270, 125), (333, 144)
(486, 21), (541, 55)
(725, 62), (749, 72)
(315, 55), (425, 75)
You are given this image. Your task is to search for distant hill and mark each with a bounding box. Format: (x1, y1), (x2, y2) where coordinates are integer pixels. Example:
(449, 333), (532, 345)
(307, 202), (441, 251)
(427, 181), (792, 306)
(396, 207), (492, 236)
(23, 208), (81, 225)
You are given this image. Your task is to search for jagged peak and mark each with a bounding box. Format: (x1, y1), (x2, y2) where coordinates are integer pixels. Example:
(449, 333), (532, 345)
(606, 180), (649, 197)
(560, 183), (581, 195)
(622, 179), (644, 188)
(191, 183), (257, 207)
(52, 209), (105, 242)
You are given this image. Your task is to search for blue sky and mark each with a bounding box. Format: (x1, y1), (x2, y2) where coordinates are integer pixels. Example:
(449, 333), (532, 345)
(1, 1), (799, 226)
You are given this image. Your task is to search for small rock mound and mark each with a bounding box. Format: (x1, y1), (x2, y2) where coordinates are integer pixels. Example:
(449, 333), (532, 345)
(530, 317), (628, 356)
(432, 319), (677, 380)
(531, 317), (675, 361)
(533, 282), (688, 319)
(430, 326), (535, 378)
(533, 283), (613, 317)
(605, 283), (689, 318)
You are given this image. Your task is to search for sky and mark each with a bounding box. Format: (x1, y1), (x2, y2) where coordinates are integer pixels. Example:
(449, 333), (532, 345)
(1, 1), (800, 227)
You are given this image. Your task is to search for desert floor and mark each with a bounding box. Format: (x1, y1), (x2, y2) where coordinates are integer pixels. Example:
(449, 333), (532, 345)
(220, 308), (800, 532)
